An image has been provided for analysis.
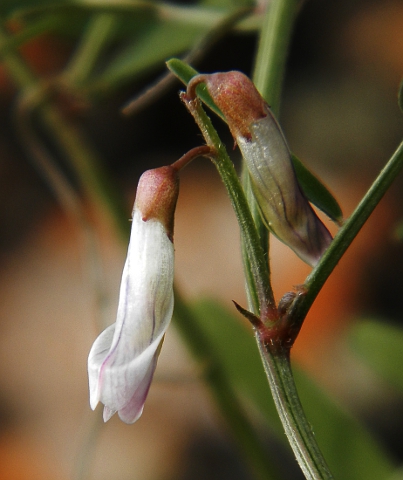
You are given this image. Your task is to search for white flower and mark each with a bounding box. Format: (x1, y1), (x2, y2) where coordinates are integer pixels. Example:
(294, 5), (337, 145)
(88, 167), (178, 424)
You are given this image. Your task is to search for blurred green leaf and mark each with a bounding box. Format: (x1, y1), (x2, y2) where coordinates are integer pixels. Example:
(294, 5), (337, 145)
(1, 0), (61, 17)
(394, 219), (403, 240)
(0, 16), (57, 56)
(291, 153), (343, 225)
(187, 299), (395, 480)
(199, 0), (253, 9)
(398, 79), (403, 114)
(93, 22), (206, 92)
(350, 319), (403, 393)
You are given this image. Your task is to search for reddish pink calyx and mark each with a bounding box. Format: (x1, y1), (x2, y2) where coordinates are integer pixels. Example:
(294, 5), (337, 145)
(187, 71), (267, 140)
(135, 166), (179, 240)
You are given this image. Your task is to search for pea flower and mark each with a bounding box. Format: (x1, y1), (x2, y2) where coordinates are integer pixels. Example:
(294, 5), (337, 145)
(188, 71), (332, 267)
(88, 166), (179, 424)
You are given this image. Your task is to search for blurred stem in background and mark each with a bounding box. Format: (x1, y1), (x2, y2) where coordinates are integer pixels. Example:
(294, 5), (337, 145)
(0, 23), (130, 239)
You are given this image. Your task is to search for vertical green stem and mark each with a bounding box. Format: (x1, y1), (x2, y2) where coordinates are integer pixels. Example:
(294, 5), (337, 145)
(247, 2), (334, 479)
(253, 0), (300, 114)
(256, 341), (333, 479)
(0, 24), (129, 239)
(184, 83), (335, 475)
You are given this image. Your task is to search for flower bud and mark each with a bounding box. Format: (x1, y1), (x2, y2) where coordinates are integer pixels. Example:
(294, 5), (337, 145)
(189, 71), (332, 267)
(88, 166), (178, 424)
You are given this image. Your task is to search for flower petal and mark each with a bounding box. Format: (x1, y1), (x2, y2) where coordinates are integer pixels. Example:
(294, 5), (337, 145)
(88, 323), (116, 410)
(116, 339), (162, 424)
(87, 209), (174, 422)
(88, 165), (179, 424)
(238, 109), (332, 266)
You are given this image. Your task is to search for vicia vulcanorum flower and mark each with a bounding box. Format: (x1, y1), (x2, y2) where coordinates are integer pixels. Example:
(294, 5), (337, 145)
(188, 71), (332, 267)
(88, 165), (179, 424)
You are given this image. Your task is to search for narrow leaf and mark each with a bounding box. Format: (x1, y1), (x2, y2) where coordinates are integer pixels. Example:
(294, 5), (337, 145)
(398, 79), (403, 114)
(292, 154), (343, 225)
(95, 22), (204, 91)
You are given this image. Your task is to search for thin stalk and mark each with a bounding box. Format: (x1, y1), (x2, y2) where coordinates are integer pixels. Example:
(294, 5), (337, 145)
(252, 0), (300, 114)
(247, 1), (334, 478)
(0, 24), (129, 239)
(240, 164), (269, 313)
(63, 13), (118, 86)
(256, 341), (333, 479)
(288, 140), (403, 330)
(173, 289), (282, 480)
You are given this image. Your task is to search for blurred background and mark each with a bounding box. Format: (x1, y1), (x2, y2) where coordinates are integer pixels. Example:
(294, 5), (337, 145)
(1, 0), (403, 478)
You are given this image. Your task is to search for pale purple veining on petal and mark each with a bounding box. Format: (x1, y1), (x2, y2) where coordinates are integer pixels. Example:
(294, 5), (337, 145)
(88, 208), (174, 423)
(238, 108), (332, 267)
(115, 339), (161, 424)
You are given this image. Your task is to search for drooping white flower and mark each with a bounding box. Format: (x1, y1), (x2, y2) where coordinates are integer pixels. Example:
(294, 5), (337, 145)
(88, 166), (178, 424)
(188, 71), (332, 267)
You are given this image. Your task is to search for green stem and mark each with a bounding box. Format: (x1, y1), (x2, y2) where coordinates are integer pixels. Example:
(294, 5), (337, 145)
(256, 341), (333, 479)
(63, 13), (118, 86)
(288, 139), (403, 330)
(173, 289), (282, 480)
(252, 0), (300, 114)
(248, 2), (334, 479)
(0, 24), (129, 240)
(240, 163), (269, 313)
(182, 95), (275, 317)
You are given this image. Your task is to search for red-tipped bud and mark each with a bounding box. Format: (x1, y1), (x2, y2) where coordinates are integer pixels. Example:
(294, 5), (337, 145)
(135, 166), (179, 241)
(193, 71), (332, 267)
(188, 72), (267, 139)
